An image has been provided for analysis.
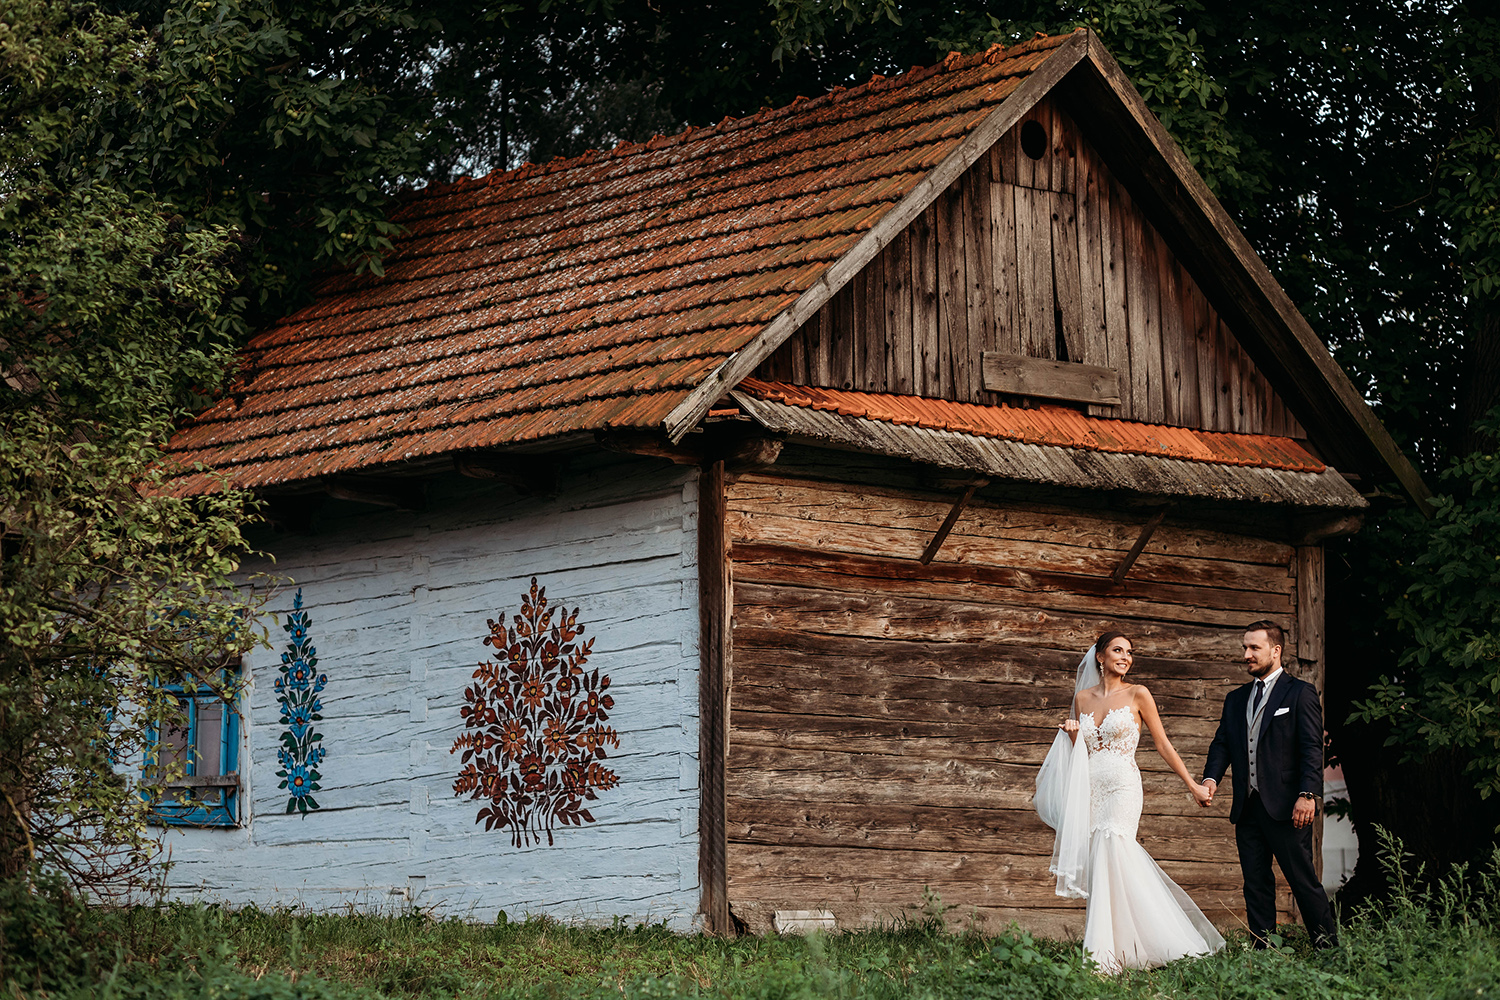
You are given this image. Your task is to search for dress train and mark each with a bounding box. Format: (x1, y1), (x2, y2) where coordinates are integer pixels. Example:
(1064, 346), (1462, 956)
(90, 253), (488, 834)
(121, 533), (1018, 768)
(1076, 706), (1225, 972)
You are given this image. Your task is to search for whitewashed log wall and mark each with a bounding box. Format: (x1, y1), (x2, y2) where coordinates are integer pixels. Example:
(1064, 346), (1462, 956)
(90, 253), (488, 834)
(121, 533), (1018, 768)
(155, 455), (705, 928)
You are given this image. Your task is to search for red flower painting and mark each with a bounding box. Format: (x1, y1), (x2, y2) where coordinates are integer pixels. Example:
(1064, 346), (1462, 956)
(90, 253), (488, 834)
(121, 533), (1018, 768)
(451, 578), (619, 847)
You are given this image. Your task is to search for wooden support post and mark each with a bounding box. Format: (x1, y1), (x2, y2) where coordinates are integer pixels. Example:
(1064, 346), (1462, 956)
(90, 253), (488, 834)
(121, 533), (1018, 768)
(919, 478), (988, 564)
(697, 460), (732, 934)
(1294, 545), (1326, 690)
(1110, 507), (1169, 584)
(1294, 544), (1327, 881)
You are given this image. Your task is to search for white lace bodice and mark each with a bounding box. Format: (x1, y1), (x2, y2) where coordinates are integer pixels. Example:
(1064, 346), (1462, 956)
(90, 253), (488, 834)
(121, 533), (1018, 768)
(1078, 705), (1141, 758)
(1078, 705), (1143, 839)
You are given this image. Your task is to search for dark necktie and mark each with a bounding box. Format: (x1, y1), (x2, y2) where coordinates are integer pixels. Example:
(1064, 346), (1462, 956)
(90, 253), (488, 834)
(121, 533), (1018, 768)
(1252, 679), (1265, 716)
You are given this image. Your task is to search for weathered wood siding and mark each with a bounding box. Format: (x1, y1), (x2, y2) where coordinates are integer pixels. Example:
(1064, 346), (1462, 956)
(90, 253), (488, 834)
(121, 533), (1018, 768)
(157, 455), (705, 927)
(724, 471), (1311, 935)
(754, 96), (1303, 437)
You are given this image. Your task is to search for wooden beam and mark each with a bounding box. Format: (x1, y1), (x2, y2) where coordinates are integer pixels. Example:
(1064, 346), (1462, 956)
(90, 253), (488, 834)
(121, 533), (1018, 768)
(166, 773), (240, 789)
(1110, 507), (1169, 584)
(453, 451), (561, 496)
(597, 430), (705, 466)
(725, 436), (783, 476)
(981, 352), (1121, 405)
(599, 430), (782, 474)
(697, 460), (733, 934)
(662, 31), (1092, 443)
(919, 479), (989, 565)
(1292, 512), (1364, 546)
(256, 493), (326, 533)
(322, 476), (425, 512)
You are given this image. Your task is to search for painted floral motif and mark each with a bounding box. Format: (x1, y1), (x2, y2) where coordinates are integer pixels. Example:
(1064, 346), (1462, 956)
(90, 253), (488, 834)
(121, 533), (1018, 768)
(275, 589), (327, 815)
(451, 578), (619, 847)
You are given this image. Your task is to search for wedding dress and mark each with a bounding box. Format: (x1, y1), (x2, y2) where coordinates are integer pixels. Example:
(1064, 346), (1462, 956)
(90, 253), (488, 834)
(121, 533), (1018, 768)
(1075, 705), (1225, 971)
(1034, 645), (1224, 972)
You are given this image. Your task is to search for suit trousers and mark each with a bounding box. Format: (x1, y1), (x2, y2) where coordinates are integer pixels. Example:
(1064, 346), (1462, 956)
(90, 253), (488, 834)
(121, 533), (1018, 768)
(1236, 791), (1338, 946)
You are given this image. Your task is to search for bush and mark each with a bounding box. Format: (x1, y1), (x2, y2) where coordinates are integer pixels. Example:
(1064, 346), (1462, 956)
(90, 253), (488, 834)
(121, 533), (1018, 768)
(0, 874), (118, 995)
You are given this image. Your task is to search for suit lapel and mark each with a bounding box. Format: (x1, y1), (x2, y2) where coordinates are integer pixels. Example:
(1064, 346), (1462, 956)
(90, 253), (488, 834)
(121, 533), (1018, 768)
(1229, 683), (1252, 741)
(1258, 674), (1297, 739)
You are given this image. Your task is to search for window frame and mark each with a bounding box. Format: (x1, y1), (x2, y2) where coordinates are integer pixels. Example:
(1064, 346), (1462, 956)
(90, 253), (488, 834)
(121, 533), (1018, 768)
(144, 662), (243, 828)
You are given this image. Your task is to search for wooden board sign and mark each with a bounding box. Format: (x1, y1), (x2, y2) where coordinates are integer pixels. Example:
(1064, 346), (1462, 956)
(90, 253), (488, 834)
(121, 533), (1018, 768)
(981, 352), (1122, 406)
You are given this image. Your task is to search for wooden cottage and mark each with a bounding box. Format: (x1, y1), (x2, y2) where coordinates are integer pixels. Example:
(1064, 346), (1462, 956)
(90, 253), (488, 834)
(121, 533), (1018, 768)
(166, 29), (1425, 935)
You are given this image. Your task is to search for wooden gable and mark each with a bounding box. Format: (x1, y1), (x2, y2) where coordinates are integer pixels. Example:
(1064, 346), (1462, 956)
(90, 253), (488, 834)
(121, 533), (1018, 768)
(754, 95), (1304, 439)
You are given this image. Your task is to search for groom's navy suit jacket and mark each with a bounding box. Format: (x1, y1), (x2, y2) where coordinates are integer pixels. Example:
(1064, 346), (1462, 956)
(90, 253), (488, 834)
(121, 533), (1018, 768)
(1202, 673), (1324, 824)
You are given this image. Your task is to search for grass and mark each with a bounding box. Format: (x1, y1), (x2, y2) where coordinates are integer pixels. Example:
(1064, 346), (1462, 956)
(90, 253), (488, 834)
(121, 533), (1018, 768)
(3, 835), (1498, 1000)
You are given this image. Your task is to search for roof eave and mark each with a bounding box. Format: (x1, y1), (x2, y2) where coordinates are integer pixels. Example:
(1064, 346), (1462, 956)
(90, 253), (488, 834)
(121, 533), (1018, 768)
(734, 391), (1370, 511)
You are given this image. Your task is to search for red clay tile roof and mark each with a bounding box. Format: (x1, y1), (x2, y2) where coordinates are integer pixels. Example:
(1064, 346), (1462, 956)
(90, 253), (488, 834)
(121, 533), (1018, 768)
(735, 379), (1326, 472)
(166, 33), (1081, 492)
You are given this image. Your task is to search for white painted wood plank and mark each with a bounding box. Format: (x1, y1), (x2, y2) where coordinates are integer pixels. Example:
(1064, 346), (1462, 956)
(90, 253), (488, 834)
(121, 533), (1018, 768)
(161, 454), (703, 929)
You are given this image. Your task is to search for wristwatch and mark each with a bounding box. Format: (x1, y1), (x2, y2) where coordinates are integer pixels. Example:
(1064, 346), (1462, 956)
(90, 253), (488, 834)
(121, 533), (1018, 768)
(1297, 792), (1318, 801)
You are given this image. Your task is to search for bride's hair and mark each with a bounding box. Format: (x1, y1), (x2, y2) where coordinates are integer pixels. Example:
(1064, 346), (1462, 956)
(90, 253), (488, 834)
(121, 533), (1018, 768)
(1094, 630), (1131, 667)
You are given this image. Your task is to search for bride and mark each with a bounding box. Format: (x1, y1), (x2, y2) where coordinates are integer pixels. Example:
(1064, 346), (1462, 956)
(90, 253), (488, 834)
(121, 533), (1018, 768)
(1034, 630), (1226, 971)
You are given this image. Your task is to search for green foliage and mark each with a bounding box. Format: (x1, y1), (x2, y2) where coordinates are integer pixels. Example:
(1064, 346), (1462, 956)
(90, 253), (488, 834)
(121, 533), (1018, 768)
(98, 965), (364, 1000)
(1350, 413), (1500, 805)
(1436, 12), (1500, 305)
(90, 0), (436, 316)
(1440, 123), (1500, 301)
(768, 0), (902, 64)
(0, 0), (264, 890)
(2, 836), (1498, 1000)
(0, 873), (114, 994)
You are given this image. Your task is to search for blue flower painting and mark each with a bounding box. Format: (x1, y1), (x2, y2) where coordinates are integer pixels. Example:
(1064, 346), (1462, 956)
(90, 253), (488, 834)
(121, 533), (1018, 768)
(275, 589), (327, 815)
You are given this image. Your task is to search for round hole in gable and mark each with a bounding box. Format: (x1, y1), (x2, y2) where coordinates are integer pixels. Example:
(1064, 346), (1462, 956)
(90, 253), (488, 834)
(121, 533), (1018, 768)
(1020, 120), (1048, 160)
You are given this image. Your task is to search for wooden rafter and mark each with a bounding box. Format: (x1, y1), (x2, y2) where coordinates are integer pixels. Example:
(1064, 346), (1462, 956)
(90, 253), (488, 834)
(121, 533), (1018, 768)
(453, 451), (562, 496)
(1110, 506), (1170, 584)
(920, 478), (989, 565)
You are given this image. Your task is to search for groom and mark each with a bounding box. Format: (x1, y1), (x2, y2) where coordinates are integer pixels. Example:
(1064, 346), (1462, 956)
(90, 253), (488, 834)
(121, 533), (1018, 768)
(1201, 620), (1338, 946)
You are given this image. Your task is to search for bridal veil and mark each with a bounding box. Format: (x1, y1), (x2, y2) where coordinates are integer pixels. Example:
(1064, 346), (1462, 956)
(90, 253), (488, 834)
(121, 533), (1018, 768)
(1033, 644), (1100, 899)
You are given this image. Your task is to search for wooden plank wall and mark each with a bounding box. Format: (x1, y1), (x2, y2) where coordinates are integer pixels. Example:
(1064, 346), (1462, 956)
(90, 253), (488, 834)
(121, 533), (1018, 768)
(156, 455), (706, 928)
(754, 97), (1304, 438)
(724, 472), (1305, 936)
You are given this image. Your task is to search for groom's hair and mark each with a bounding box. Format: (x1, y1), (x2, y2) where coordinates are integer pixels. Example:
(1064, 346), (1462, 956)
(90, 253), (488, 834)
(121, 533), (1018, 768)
(1244, 620), (1285, 650)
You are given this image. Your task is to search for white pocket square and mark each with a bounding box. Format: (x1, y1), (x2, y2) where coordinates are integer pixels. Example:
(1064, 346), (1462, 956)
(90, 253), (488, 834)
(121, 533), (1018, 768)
(1273, 707), (1290, 717)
